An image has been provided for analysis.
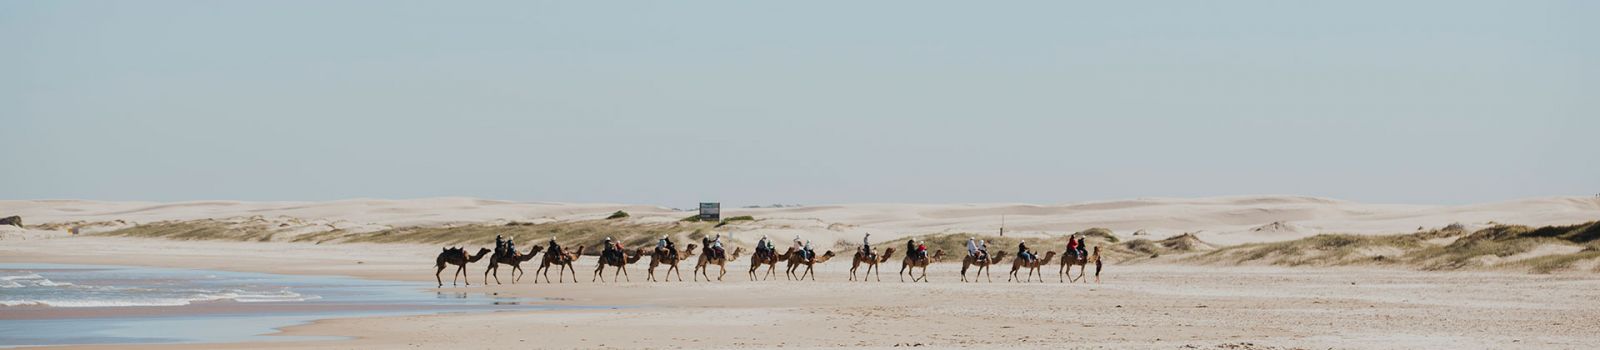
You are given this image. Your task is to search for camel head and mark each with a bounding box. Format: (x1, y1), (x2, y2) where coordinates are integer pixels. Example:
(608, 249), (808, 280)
(683, 243), (699, 258)
(470, 247), (492, 260)
(991, 250), (1009, 262)
(1040, 251), (1058, 265)
(729, 246), (744, 260)
(528, 245), (545, 256)
(814, 250), (836, 263)
(878, 247), (896, 263)
(627, 248), (645, 264)
(931, 249), (945, 262)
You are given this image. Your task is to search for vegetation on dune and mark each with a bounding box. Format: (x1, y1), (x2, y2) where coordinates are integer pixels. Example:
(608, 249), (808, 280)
(1192, 221), (1600, 273)
(96, 219), (720, 254)
(713, 215), (755, 227)
(97, 219), (277, 242)
(606, 211), (630, 220)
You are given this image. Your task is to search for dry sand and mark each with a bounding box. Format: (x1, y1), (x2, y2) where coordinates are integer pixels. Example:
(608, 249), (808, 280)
(2, 196), (1598, 349)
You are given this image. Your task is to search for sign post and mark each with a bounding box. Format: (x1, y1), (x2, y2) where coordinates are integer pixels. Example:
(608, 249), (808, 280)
(699, 202), (721, 222)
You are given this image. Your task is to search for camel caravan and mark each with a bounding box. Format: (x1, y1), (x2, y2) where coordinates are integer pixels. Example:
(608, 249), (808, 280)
(432, 232), (1105, 286)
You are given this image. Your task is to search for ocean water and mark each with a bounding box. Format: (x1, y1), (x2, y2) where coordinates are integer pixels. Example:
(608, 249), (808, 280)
(0, 266), (313, 307)
(0, 263), (571, 347)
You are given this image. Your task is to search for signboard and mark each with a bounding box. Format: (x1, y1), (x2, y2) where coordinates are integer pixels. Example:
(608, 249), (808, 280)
(699, 202), (721, 221)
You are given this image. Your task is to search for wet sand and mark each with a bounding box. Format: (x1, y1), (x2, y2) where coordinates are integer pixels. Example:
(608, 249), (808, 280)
(5, 237), (1599, 349)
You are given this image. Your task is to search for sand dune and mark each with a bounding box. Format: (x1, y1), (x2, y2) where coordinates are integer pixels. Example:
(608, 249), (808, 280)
(6, 196), (1597, 247)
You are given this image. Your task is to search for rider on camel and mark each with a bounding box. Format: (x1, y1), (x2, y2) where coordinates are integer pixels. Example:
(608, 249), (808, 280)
(1075, 237), (1088, 260)
(657, 235), (675, 257)
(494, 234), (505, 257)
(860, 233), (873, 259)
(709, 234), (726, 260)
(756, 235), (772, 259)
(546, 237), (562, 257)
(1067, 235), (1081, 260)
(1018, 240), (1034, 263)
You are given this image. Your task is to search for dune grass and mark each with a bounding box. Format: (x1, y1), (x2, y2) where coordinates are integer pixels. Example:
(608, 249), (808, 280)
(96, 220), (278, 242)
(1192, 221), (1600, 273)
(97, 219), (720, 254)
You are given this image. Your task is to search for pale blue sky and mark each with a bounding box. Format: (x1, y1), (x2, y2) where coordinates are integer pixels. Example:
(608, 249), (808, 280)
(2, 1), (1596, 206)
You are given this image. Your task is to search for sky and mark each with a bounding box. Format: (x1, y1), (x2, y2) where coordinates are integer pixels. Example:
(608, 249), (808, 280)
(2, 1), (1596, 206)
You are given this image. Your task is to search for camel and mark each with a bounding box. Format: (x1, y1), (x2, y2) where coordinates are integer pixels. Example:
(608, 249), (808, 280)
(1060, 246), (1103, 283)
(534, 245), (586, 284)
(898, 249), (945, 282)
(434, 247), (491, 287)
(1008, 251), (1057, 283)
(648, 243), (697, 282)
(960, 250), (1009, 283)
(484, 245), (541, 285)
(786, 249), (837, 281)
(693, 246), (744, 282)
(592, 247), (645, 282)
(849, 247), (895, 282)
(748, 246), (793, 281)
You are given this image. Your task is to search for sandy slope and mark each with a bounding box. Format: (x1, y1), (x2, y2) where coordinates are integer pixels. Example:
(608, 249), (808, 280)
(3, 236), (1598, 350)
(3, 196), (1597, 247)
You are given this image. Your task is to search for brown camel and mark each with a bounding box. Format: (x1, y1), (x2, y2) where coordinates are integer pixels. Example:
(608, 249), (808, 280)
(693, 246), (744, 282)
(748, 246), (793, 281)
(1060, 246), (1103, 283)
(592, 247), (645, 282)
(1008, 251), (1057, 283)
(648, 243), (697, 282)
(535, 245), (586, 284)
(959, 250), (1009, 283)
(434, 247), (491, 287)
(484, 245), (542, 285)
(786, 250), (837, 281)
(849, 247), (895, 282)
(898, 249), (945, 283)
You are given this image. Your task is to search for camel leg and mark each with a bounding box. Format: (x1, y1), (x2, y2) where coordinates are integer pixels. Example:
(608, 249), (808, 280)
(592, 263), (603, 283)
(899, 263), (908, 282)
(619, 265), (629, 282)
(717, 264), (726, 281)
(512, 265), (523, 283)
(1059, 264), (1067, 283)
(436, 265), (445, 287)
(873, 263), (881, 282)
(673, 265), (683, 282)
(567, 263), (578, 283)
(984, 265), (993, 283)
(920, 266), (929, 283)
(483, 265), (491, 285)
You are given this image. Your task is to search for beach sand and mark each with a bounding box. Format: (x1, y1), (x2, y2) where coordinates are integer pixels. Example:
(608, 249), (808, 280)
(4, 235), (1598, 349)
